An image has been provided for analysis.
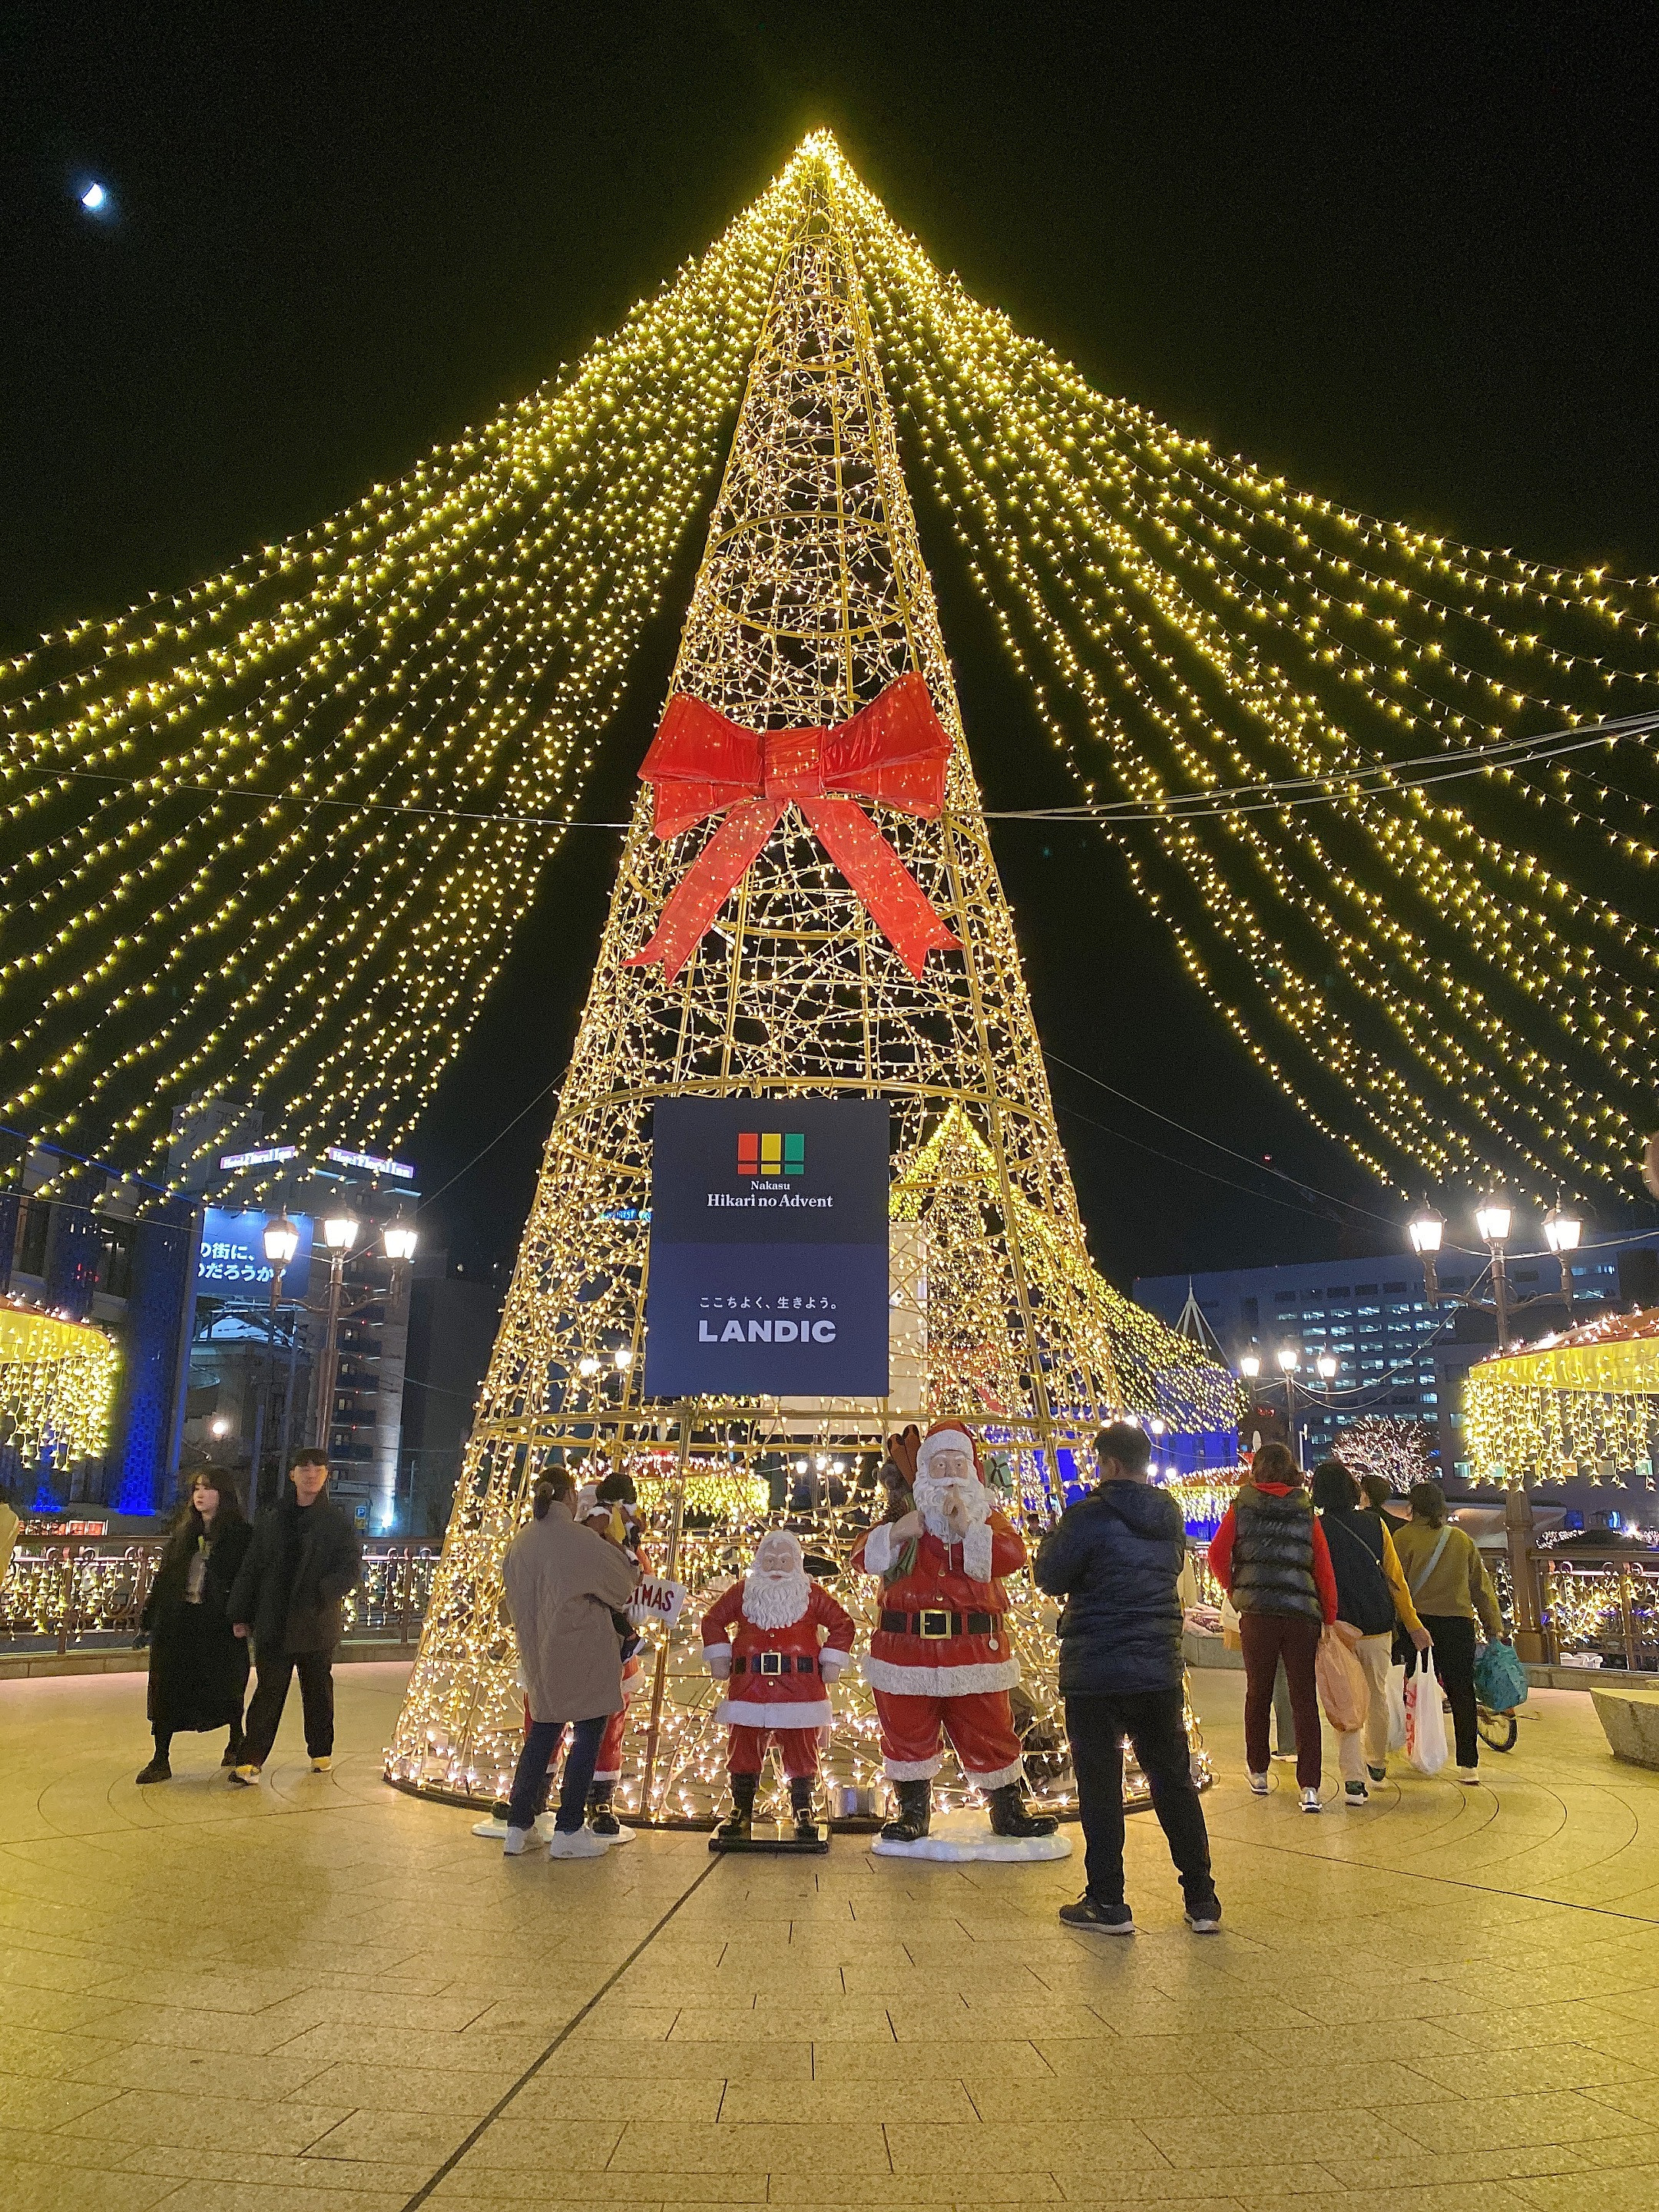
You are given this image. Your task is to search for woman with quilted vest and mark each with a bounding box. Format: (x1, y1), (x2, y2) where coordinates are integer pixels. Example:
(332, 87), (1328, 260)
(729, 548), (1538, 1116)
(1209, 1443), (1338, 1812)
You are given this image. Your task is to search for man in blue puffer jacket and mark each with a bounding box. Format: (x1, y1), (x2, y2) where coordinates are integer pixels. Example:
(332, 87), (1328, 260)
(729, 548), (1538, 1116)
(1035, 1422), (1219, 1936)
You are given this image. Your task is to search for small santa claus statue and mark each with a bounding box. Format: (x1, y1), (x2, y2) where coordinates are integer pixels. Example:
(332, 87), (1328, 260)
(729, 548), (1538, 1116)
(700, 1529), (856, 1839)
(851, 1419), (1058, 1843)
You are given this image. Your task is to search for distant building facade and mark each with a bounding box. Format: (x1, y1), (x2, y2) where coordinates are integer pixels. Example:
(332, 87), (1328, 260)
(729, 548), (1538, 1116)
(1136, 1235), (1657, 1474)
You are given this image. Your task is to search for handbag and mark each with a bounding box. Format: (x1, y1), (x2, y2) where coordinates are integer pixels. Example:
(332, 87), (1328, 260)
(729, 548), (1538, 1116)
(1403, 1647), (1449, 1775)
(1473, 1637), (1528, 1712)
(1315, 1624), (1369, 1733)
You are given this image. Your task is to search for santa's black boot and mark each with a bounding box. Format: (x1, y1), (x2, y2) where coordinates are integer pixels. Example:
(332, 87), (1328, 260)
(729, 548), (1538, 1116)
(717, 1773), (757, 1843)
(588, 1784), (621, 1838)
(986, 1782), (1059, 1839)
(880, 1779), (932, 1842)
(789, 1775), (818, 1837)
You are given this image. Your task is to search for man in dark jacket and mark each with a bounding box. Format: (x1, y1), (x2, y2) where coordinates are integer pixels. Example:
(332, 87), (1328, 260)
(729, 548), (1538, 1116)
(227, 1449), (363, 1784)
(1035, 1422), (1218, 1935)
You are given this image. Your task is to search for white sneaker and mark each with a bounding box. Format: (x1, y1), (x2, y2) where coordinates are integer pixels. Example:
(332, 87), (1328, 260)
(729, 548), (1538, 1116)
(1247, 1771), (1270, 1796)
(1456, 1767), (1481, 1785)
(1299, 1786), (1323, 1814)
(502, 1826), (535, 1856)
(546, 1824), (610, 1858)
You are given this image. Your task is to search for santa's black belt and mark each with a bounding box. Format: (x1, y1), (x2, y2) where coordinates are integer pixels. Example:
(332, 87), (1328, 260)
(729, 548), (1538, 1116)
(880, 1609), (1000, 1639)
(733, 1652), (820, 1675)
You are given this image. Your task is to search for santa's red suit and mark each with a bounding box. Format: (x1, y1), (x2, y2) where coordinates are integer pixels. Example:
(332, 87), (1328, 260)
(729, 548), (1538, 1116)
(849, 1435), (1028, 1790)
(700, 1577), (856, 1780)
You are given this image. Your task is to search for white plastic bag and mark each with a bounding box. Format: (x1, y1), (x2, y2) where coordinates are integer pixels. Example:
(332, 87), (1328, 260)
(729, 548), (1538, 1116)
(1386, 1663), (1408, 1752)
(1404, 1647), (1449, 1776)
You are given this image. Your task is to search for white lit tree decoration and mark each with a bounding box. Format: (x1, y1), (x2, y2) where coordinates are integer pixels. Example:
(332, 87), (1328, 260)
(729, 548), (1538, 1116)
(1333, 1413), (1438, 1492)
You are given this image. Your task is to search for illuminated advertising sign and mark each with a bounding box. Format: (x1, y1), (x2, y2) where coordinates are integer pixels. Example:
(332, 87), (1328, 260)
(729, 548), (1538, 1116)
(324, 1147), (416, 1180)
(643, 1098), (889, 1399)
(195, 1209), (314, 1295)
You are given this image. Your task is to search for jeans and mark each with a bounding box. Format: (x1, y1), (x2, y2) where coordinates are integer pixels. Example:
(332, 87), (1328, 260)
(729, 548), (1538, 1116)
(507, 1714), (607, 1834)
(241, 1650), (334, 1765)
(1065, 1689), (1216, 1910)
(1419, 1614), (1479, 1768)
(1336, 1632), (1395, 1781)
(1240, 1611), (1323, 1788)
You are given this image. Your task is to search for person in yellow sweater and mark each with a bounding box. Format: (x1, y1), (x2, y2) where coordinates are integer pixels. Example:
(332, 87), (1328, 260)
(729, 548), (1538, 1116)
(1311, 1461), (1430, 1803)
(1389, 1480), (1507, 1783)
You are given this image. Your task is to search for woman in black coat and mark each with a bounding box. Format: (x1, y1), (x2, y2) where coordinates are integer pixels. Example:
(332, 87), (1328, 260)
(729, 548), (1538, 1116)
(137, 1469), (253, 1783)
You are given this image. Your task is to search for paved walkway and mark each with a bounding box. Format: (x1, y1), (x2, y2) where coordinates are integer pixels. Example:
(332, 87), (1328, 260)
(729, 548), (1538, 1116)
(5, 1664), (1659, 2212)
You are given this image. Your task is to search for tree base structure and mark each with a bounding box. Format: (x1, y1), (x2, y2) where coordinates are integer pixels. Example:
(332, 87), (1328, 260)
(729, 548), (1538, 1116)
(710, 1819), (831, 1855)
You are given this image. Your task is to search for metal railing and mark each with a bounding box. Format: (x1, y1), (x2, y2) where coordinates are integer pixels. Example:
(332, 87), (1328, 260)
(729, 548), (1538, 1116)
(1, 1539), (439, 1656)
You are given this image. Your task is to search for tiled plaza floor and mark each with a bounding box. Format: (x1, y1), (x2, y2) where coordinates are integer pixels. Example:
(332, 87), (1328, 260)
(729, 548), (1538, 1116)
(5, 1663), (1659, 2212)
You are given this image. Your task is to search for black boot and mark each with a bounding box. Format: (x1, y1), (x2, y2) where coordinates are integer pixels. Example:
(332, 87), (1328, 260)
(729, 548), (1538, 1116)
(789, 1775), (818, 1836)
(717, 1772), (757, 1842)
(221, 1722), (243, 1770)
(880, 1778), (931, 1842)
(986, 1782), (1058, 1839)
(135, 1737), (171, 1786)
(588, 1784), (621, 1839)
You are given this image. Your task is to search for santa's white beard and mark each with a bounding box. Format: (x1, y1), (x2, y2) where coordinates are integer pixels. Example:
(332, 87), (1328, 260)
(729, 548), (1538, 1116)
(913, 1471), (990, 1545)
(742, 1568), (811, 1628)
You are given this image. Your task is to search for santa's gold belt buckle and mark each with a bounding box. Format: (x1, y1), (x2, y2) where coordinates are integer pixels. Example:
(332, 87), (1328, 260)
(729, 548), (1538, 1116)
(758, 1651), (785, 1674)
(919, 1611), (952, 1638)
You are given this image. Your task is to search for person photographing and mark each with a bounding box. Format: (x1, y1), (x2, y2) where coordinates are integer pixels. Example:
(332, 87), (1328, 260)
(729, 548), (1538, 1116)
(1035, 1422), (1220, 1935)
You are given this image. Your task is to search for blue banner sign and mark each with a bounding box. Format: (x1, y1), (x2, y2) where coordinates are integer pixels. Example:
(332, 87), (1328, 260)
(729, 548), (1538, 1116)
(196, 1208), (314, 1295)
(643, 1098), (890, 1399)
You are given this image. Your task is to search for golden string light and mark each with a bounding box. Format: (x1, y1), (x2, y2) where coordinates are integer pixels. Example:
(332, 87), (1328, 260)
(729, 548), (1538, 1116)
(3, 131), (1653, 1206)
(0, 1301), (119, 1472)
(1464, 1312), (1659, 1485)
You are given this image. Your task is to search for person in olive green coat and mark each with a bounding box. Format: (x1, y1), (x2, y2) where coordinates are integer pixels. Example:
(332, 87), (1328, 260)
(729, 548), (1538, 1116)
(1391, 1481), (1506, 1783)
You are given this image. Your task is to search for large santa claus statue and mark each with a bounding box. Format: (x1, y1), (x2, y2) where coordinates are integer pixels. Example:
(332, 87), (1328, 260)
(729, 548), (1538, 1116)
(700, 1529), (856, 1843)
(851, 1420), (1058, 1843)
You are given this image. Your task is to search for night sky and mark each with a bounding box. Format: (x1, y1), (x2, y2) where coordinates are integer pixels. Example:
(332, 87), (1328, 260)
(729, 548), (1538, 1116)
(7, 7), (1657, 1289)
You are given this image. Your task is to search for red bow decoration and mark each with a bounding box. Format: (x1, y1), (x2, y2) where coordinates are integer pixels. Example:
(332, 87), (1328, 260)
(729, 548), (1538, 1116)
(625, 672), (962, 984)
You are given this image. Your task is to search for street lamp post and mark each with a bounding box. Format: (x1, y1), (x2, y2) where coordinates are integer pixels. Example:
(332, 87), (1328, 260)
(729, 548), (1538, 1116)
(250, 1211), (301, 1513)
(1409, 1194), (1581, 1358)
(315, 1210), (359, 1453)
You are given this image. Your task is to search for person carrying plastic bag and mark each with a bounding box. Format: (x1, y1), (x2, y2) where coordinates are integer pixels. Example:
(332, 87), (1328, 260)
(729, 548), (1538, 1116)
(1390, 1480), (1508, 1784)
(1310, 1459), (1432, 1803)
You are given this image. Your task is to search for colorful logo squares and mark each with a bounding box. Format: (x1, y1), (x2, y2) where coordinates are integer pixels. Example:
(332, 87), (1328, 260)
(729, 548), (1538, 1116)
(737, 1132), (805, 1177)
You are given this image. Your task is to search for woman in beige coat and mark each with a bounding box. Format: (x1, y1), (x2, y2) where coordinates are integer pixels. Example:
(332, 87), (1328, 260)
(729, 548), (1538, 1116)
(501, 1472), (639, 1858)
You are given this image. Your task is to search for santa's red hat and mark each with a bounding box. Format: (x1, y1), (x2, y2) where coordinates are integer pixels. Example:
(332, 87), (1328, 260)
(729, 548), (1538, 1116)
(915, 1421), (984, 1482)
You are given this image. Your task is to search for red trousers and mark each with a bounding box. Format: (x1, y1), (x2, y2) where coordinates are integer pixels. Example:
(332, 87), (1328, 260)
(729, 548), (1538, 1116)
(1239, 1611), (1323, 1790)
(728, 1724), (821, 1779)
(873, 1687), (1024, 1789)
(593, 1648), (646, 1785)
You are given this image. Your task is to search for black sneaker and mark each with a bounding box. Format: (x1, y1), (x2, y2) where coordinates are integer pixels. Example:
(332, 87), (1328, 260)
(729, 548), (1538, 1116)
(1183, 1896), (1223, 1932)
(1058, 1896), (1134, 1935)
(1366, 1763), (1386, 1783)
(134, 1757), (171, 1785)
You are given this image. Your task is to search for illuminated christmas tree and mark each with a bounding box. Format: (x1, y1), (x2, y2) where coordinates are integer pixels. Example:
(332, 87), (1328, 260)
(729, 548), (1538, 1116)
(385, 164), (1229, 1819)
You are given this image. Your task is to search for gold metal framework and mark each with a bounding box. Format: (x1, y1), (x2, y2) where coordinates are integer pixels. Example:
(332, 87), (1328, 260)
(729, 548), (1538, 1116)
(387, 161), (1233, 1819)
